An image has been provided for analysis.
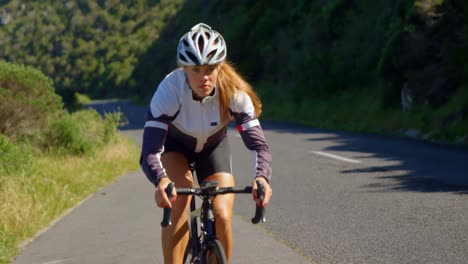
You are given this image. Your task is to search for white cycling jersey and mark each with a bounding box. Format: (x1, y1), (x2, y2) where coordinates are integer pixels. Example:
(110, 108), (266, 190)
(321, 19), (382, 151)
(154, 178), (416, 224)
(140, 68), (272, 185)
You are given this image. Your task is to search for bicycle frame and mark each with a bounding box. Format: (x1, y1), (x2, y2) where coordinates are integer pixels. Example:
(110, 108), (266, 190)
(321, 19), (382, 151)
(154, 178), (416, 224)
(161, 180), (266, 264)
(190, 183), (221, 263)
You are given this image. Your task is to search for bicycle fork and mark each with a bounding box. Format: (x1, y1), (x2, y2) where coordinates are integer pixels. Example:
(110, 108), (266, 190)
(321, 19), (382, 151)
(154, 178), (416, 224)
(200, 196), (218, 263)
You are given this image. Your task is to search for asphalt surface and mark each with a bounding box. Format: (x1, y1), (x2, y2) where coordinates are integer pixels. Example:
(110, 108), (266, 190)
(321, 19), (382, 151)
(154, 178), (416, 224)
(13, 100), (468, 264)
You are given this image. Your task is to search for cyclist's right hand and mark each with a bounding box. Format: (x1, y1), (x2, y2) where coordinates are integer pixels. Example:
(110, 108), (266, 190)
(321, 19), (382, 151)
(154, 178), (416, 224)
(252, 177), (272, 207)
(155, 177), (176, 208)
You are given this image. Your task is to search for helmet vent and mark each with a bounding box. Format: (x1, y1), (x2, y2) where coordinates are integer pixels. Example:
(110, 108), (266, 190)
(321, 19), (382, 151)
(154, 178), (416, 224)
(185, 51), (200, 65)
(206, 50), (216, 61)
(216, 49), (226, 61)
(197, 36), (205, 54)
(182, 39), (189, 47)
(178, 54), (188, 63)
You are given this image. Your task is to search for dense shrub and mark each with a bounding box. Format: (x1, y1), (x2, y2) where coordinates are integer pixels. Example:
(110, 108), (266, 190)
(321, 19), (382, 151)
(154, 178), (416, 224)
(43, 113), (94, 155)
(42, 109), (123, 155)
(0, 134), (32, 178)
(0, 60), (63, 140)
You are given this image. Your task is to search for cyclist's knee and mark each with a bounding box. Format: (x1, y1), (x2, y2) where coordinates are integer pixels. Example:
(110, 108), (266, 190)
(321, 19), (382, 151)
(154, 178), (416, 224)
(215, 213), (231, 225)
(212, 194), (234, 224)
(213, 203), (233, 224)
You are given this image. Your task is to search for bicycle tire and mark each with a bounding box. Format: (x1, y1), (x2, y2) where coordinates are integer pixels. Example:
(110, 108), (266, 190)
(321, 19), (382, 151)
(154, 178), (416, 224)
(205, 239), (227, 264)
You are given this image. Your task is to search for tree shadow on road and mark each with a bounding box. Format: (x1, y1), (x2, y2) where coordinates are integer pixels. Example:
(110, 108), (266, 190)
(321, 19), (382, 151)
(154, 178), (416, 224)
(266, 121), (468, 194)
(343, 166), (468, 194)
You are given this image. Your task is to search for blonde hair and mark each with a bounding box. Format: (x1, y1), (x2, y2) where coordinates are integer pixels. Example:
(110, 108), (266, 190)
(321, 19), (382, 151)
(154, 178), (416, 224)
(217, 61), (262, 123)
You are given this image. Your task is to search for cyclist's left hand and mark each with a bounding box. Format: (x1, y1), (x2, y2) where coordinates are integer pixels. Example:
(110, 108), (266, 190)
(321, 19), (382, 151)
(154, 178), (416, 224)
(252, 177), (272, 207)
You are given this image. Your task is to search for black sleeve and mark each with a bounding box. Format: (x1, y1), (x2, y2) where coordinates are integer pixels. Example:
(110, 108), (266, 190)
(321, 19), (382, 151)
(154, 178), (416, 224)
(139, 109), (172, 186)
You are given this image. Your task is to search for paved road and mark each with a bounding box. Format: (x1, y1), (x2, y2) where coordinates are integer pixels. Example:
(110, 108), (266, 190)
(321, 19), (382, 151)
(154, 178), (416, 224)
(13, 100), (468, 264)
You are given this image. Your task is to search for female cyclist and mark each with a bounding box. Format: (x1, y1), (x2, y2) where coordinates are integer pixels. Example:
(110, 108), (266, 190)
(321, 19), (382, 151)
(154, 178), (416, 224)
(140, 23), (273, 264)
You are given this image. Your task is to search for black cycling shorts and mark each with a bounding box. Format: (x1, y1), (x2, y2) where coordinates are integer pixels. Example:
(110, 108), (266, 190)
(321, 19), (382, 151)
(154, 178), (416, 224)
(162, 135), (232, 184)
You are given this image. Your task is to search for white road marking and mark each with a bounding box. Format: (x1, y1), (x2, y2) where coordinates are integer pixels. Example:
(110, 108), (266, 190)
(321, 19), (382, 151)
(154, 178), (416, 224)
(41, 259), (69, 264)
(310, 151), (361, 164)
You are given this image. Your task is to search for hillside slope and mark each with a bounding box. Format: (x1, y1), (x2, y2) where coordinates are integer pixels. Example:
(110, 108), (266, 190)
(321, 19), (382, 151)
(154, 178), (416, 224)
(1, 0), (467, 144)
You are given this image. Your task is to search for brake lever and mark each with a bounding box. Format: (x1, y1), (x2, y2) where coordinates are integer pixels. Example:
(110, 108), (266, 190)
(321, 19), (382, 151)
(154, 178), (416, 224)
(251, 180), (266, 224)
(161, 182), (175, 227)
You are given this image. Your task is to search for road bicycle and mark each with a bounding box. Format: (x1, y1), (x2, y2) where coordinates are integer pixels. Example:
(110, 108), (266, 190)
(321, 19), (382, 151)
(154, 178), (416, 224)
(161, 180), (266, 264)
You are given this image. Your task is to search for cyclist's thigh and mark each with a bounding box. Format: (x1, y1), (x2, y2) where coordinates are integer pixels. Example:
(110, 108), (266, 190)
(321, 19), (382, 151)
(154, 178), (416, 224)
(161, 152), (194, 188)
(161, 135), (194, 188)
(161, 152), (194, 217)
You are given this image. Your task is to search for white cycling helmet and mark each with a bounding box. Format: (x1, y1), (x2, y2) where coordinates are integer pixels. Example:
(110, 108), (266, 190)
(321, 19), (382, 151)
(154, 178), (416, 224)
(177, 23), (227, 66)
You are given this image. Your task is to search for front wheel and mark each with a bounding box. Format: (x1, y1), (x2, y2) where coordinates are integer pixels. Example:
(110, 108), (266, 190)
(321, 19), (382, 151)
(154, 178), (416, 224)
(205, 239), (227, 264)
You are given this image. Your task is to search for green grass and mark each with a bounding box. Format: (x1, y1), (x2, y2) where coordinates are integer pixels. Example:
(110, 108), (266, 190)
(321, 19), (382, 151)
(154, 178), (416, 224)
(0, 136), (139, 264)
